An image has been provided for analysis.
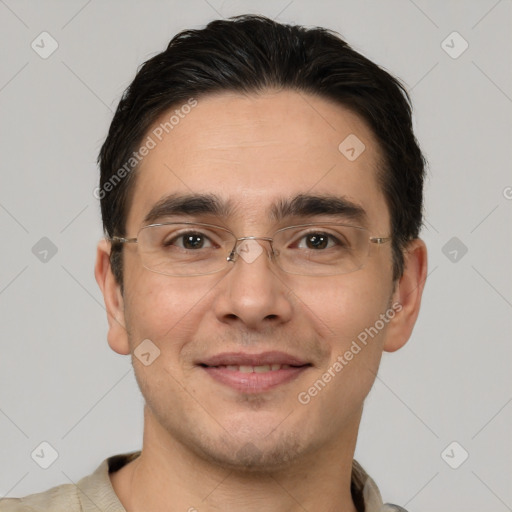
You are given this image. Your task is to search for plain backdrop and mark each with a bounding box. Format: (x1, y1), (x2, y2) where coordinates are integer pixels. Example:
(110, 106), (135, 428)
(0, 1), (511, 510)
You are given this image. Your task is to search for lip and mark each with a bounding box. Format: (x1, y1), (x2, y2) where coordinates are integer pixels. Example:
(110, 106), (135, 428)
(199, 351), (309, 367)
(201, 366), (310, 393)
(198, 351), (311, 393)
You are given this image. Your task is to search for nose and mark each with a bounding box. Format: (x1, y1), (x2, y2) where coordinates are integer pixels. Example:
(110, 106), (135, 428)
(212, 238), (294, 330)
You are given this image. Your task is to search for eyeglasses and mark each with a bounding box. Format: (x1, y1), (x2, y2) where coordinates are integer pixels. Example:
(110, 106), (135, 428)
(111, 222), (391, 277)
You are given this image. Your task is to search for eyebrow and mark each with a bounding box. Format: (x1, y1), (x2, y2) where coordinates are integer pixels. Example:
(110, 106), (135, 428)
(143, 193), (236, 225)
(271, 194), (367, 225)
(143, 193), (367, 226)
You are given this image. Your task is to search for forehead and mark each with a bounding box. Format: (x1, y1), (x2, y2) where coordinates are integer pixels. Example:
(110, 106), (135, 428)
(126, 90), (389, 232)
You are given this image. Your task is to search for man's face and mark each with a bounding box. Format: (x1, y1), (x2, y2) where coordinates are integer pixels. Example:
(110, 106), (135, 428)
(113, 90), (399, 469)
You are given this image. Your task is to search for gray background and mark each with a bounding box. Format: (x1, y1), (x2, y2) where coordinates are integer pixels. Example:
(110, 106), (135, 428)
(0, 0), (511, 510)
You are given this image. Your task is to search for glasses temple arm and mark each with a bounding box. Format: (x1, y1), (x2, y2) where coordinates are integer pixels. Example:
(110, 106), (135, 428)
(110, 236), (138, 244)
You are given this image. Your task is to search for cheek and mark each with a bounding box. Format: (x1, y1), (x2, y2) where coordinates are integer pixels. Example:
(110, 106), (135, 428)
(291, 273), (391, 347)
(292, 273), (392, 399)
(122, 270), (220, 348)
(291, 277), (391, 434)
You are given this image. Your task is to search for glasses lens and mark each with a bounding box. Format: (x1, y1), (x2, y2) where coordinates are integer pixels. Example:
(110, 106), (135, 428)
(137, 223), (235, 276)
(273, 224), (369, 275)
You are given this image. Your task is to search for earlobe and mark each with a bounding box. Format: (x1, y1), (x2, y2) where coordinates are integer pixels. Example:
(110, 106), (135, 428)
(383, 239), (428, 353)
(94, 239), (131, 355)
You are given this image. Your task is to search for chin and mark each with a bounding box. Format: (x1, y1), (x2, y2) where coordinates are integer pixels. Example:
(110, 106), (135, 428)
(188, 428), (311, 473)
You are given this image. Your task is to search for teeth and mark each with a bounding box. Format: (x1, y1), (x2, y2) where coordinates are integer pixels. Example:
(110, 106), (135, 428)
(219, 364), (289, 373)
(254, 365), (271, 373)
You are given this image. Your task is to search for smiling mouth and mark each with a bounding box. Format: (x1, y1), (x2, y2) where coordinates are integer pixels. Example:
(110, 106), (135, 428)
(201, 363), (296, 373)
(198, 352), (312, 393)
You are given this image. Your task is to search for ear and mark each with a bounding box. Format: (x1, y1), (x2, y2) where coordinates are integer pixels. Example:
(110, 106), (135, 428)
(94, 239), (130, 355)
(383, 238), (428, 353)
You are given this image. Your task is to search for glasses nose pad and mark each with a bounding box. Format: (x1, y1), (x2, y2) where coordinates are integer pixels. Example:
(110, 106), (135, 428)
(227, 248), (237, 263)
(260, 240), (278, 262)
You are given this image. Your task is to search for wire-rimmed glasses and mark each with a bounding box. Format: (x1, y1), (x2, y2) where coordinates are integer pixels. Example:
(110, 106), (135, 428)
(111, 222), (391, 277)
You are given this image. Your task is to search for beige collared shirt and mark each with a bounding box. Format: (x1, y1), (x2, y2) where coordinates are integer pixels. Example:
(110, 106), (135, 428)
(0, 451), (407, 511)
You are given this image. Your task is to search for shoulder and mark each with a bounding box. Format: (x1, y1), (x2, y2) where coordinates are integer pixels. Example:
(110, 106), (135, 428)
(0, 482), (80, 512)
(0, 451), (140, 512)
(352, 459), (409, 512)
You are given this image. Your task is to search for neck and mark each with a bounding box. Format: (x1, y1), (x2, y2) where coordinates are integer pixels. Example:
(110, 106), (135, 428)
(110, 406), (362, 512)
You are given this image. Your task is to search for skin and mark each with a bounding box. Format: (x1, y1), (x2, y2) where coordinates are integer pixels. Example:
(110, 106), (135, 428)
(95, 90), (427, 512)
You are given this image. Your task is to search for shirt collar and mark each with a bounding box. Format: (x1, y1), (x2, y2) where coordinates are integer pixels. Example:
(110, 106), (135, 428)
(77, 451), (391, 512)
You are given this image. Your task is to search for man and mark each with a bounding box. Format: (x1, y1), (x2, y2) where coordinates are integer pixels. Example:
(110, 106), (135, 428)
(2, 15), (427, 512)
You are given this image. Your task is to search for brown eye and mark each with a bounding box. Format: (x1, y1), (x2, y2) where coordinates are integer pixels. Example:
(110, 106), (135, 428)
(297, 232), (339, 250)
(182, 233), (206, 249)
(165, 232), (213, 250)
(305, 233), (329, 249)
